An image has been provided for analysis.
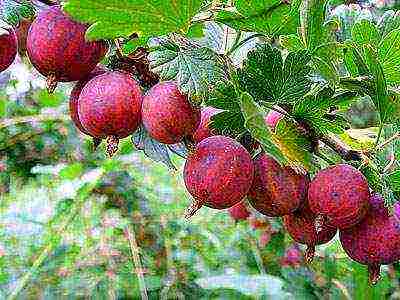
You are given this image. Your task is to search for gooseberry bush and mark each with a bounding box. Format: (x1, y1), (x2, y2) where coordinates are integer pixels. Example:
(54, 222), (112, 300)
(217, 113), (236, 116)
(0, 0), (400, 298)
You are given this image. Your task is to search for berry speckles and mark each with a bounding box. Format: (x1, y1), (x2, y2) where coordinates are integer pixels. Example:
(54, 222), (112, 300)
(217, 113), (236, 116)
(27, 6), (108, 92)
(308, 164), (370, 229)
(340, 193), (400, 284)
(283, 202), (337, 263)
(142, 81), (201, 144)
(0, 29), (17, 73)
(248, 153), (309, 217)
(78, 71), (142, 156)
(184, 136), (254, 217)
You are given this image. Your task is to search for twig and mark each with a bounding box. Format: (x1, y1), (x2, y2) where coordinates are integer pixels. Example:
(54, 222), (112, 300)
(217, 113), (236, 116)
(320, 135), (362, 161)
(124, 225), (148, 300)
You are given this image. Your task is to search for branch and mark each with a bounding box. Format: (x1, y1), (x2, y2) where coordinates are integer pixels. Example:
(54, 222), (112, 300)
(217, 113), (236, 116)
(109, 47), (159, 88)
(320, 135), (362, 161)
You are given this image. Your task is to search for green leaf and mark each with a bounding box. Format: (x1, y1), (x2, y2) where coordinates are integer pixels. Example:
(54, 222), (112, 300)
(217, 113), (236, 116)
(0, 98), (6, 118)
(0, 0), (35, 26)
(215, 0), (300, 36)
(63, 0), (203, 41)
(363, 45), (395, 123)
(148, 34), (228, 103)
(312, 55), (339, 85)
(239, 92), (287, 165)
(343, 47), (359, 77)
(238, 44), (312, 105)
(273, 118), (314, 171)
(299, 0), (330, 51)
(59, 163), (84, 180)
(187, 22), (205, 39)
(352, 19), (380, 48)
(378, 10), (400, 39)
(279, 34), (305, 51)
(34, 89), (65, 108)
(298, 0), (340, 84)
(122, 36), (148, 54)
(131, 126), (177, 171)
(293, 86), (351, 135)
(348, 47), (370, 77)
(386, 170), (400, 192)
(378, 29), (400, 86)
(360, 163), (383, 194)
(388, 88), (400, 121)
(205, 81), (246, 137)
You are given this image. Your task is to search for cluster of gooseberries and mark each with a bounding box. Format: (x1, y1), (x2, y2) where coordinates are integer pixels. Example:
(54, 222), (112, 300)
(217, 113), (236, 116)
(1, 5), (399, 285)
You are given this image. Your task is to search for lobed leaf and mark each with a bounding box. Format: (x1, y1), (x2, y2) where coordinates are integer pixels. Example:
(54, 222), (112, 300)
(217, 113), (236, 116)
(363, 45), (396, 124)
(238, 44), (312, 105)
(63, 0), (203, 41)
(205, 81), (246, 137)
(0, 0), (35, 26)
(148, 35), (228, 103)
(379, 29), (400, 86)
(215, 0), (300, 36)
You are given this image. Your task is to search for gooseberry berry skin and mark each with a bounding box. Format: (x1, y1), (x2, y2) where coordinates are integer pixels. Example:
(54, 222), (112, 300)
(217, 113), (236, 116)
(183, 136), (254, 213)
(78, 71), (142, 140)
(69, 66), (107, 136)
(228, 201), (251, 221)
(283, 202), (337, 262)
(26, 6), (108, 83)
(248, 153), (309, 217)
(340, 194), (400, 285)
(192, 107), (223, 143)
(0, 29), (17, 73)
(308, 164), (370, 229)
(142, 81), (201, 144)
